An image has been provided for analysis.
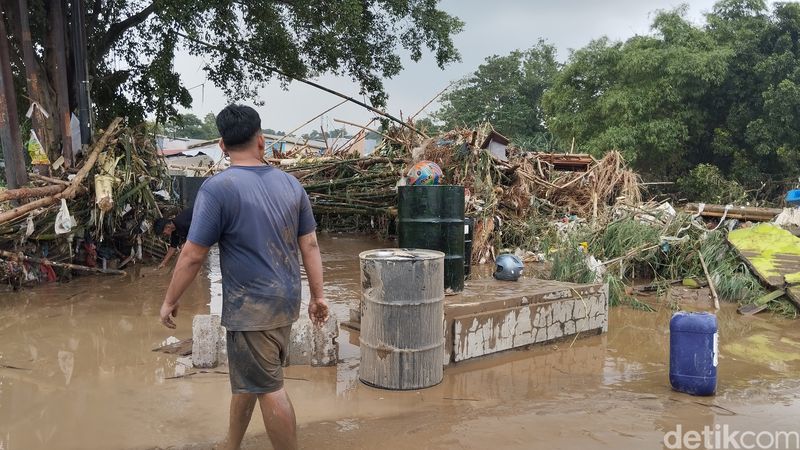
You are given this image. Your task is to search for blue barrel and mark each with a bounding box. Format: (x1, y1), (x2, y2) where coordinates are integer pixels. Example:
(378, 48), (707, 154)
(669, 311), (718, 396)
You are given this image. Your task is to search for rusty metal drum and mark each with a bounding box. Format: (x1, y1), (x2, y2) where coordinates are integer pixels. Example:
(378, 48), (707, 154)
(358, 248), (445, 390)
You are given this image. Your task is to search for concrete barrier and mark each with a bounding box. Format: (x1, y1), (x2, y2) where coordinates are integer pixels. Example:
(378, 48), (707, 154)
(287, 315), (339, 367)
(191, 314), (338, 368)
(191, 315), (225, 369)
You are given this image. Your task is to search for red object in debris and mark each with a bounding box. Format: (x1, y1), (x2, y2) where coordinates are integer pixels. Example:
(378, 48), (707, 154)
(40, 263), (57, 282)
(83, 242), (97, 268)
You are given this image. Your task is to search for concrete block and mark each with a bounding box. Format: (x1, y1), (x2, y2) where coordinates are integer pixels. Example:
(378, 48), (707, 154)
(192, 315), (225, 369)
(287, 314), (339, 367)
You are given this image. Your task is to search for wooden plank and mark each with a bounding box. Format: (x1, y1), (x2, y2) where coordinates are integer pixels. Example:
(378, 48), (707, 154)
(784, 287), (800, 311)
(728, 224), (800, 289)
(738, 289), (785, 315)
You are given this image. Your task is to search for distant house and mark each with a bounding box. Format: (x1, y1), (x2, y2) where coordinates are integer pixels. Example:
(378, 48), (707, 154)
(480, 130), (510, 161)
(158, 132), (380, 175)
(263, 133), (327, 156)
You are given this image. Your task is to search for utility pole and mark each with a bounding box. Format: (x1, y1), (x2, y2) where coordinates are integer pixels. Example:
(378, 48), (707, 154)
(71, 0), (91, 146)
(0, 10), (29, 188)
(50, 0), (74, 167)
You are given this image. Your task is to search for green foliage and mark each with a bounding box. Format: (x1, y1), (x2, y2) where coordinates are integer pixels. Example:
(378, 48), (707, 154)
(17, 0), (463, 127)
(548, 215), (792, 314)
(677, 164), (747, 203)
(162, 113), (219, 139)
(435, 40), (560, 149)
(541, 0), (800, 184)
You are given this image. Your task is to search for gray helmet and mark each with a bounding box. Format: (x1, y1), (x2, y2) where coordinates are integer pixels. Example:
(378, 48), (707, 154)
(494, 254), (524, 281)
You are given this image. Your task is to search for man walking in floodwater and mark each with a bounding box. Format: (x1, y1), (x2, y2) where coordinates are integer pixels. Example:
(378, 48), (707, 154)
(159, 104), (328, 450)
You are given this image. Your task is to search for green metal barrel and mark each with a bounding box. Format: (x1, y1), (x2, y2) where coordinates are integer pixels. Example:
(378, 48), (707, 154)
(398, 185), (465, 292)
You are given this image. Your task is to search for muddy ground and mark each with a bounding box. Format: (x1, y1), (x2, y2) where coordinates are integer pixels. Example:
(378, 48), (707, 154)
(1, 234), (800, 450)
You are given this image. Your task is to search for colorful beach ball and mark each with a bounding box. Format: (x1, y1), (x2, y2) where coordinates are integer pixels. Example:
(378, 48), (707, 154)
(407, 160), (443, 185)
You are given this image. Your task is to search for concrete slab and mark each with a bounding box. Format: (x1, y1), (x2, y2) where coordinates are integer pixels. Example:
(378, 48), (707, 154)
(444, 278), (607, 363)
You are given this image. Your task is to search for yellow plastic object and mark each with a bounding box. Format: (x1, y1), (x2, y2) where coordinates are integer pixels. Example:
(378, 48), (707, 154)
(27, 130), (50, 165)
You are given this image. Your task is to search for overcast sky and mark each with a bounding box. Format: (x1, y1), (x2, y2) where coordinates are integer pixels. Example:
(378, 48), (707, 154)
(172, 0), (760, 135)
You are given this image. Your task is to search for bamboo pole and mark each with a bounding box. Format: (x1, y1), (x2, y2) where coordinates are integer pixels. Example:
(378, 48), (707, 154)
(685, 203), (781, 222)
(62, 117), (123, 199)
(409, 81), (456, 121)
(0, 250), (126, 275)
(699, 251), (720, 310)
(333, 118), (404, 144)
(174, 32), (423, 137)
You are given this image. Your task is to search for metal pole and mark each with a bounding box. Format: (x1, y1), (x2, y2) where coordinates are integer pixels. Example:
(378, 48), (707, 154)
(71, 0), (91, 145)
(0, 10), (29, 188)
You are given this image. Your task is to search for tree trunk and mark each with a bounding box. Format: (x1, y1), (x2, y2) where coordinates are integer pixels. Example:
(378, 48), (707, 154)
(0, 184), (65, 202)
(18, 0), (58, 163)
(48, 0), (74, 167)
(0, 10), (29, 189)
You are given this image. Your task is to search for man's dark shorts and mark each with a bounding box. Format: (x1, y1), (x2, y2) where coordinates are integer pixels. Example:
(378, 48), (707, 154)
(226, 326), (291, 394)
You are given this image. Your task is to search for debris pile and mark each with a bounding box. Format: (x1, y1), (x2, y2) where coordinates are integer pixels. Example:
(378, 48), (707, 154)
(284, 123), (799, 317)
(0, 119), (174, 286)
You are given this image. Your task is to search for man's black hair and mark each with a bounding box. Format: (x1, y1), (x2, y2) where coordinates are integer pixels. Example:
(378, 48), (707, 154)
(154, 217), (172, 235)
(216, 104), (262, 149)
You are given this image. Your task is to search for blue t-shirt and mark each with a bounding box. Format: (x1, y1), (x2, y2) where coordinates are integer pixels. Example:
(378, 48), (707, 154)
(187, 165), (316, 331)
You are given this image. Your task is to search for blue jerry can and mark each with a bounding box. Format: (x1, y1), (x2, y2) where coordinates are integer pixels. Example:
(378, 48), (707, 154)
(669, 311), (718, 396)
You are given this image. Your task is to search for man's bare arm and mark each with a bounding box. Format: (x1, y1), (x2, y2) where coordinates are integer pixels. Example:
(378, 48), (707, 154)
(158, 246), (177, 269)
(299, 231), (328, 325)
(160, 241), (210, 328)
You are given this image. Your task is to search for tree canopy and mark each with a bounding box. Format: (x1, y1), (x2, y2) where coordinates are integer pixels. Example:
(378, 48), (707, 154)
(542, 0), (800, 183)
(431, 0), (800, 191)
(2, 0), (463, 159)
(435, 40), (560, 149)
(160, 113), (218, 140)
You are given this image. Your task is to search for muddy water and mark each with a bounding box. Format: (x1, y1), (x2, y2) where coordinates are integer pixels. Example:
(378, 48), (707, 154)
(1, 234), (800, 450)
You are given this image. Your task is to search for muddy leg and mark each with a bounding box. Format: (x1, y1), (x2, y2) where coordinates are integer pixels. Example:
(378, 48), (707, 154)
(222, 393), (257, 450)
(257, 388), (297, 450)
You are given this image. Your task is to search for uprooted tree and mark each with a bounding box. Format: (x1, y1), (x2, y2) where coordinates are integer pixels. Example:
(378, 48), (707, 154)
(1, 0), (463, 167)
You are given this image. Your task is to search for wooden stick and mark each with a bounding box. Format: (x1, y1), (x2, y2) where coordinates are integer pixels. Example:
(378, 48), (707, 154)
(0, 250), (126, 275)
(699, 251), (720, 310)
(29, 173), (71, 186)
(0, 184), (64, 201)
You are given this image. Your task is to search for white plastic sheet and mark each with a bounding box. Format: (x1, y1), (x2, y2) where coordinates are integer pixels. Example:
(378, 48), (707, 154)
(54, 199), (77, 234)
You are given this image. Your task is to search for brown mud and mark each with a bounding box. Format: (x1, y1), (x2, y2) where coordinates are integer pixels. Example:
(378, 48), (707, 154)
(1, 235), (800, 449)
